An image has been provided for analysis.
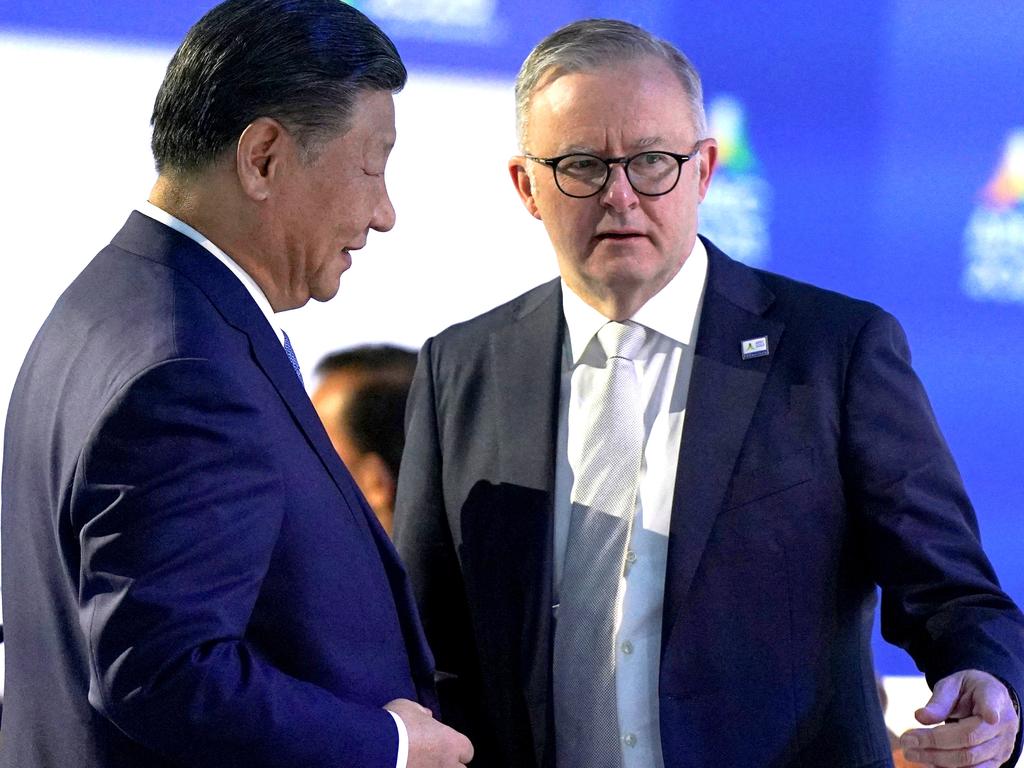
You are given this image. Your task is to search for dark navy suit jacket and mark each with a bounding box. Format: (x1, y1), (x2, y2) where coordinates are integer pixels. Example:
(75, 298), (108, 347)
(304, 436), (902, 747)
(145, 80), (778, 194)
(393, 237), (1024, 768)
(0, 212), (436, 767)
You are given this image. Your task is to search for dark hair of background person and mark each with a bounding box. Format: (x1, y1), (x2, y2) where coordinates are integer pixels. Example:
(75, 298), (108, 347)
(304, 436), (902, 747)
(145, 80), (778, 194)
(150, 0), (408, 174)
(315, 345), (418, 477)
(346, 379), (411, 478)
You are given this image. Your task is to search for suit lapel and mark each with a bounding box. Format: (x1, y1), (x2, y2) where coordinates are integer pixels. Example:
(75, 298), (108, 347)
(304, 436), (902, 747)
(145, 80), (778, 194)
(114, 212), (436, 699)
(490, 279), (562, 768)
(492, 280), (563, 491)
(662, 242), (783, 651)
(112, 213), (393, 542)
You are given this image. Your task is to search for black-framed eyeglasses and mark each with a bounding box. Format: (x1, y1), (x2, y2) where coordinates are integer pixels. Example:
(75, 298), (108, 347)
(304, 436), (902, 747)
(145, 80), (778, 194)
(525, 141), (704, 198)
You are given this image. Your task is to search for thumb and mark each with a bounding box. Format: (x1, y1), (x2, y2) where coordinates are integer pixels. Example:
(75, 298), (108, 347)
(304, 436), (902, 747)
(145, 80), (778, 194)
(916, 676), (962, 725)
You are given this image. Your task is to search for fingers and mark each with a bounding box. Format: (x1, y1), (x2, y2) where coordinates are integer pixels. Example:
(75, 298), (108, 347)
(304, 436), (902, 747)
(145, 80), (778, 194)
(384, 697), (433, 717)
(916, 675), (964, 725)
(901, 715), (1015, 768)
(409, 720), (473, 766)
(454, 730), (475, 764)
(972, 683), (1004, 726)
(387, 698), (474, 767)
(916, 670), (1010, 727)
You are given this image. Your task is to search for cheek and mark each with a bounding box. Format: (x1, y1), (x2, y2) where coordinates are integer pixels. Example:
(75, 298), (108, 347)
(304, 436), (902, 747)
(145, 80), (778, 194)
(345, 178), (383, 226)
(551, 201), (594, 235)
(544, 207), (585, 250)
(533, 181), (568, 218)
(325, 191), (365, 237)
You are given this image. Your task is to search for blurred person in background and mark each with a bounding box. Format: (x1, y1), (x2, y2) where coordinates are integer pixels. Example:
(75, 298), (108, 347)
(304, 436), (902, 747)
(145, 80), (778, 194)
(312, 345), (418, 535)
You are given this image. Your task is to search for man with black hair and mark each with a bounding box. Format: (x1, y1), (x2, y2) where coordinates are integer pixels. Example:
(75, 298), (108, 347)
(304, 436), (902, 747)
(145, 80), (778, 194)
(313, 345), (418, 535)
(0, 2), (471, 766)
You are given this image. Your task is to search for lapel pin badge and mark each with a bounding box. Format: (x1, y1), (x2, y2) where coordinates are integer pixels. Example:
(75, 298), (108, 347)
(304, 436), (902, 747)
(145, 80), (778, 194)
(741, 336), (769, 360)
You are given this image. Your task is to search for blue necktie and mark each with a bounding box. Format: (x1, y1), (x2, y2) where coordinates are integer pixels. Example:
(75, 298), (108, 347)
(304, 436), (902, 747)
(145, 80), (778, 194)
(282, 330), (304, 385)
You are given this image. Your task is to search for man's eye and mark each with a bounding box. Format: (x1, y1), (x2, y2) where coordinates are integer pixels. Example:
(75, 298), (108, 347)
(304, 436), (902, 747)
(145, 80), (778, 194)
(563, 157), (598, 172)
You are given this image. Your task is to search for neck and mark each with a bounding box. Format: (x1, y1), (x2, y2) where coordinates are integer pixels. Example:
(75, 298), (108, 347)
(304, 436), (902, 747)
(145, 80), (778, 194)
(568, 272), (678, 321)
(149, 173), (289, 311)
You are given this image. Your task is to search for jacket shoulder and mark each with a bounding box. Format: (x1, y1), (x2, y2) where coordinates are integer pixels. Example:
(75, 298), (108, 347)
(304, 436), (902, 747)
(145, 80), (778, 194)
(704, 238), (889, 334)
(430, 278), (560, 350)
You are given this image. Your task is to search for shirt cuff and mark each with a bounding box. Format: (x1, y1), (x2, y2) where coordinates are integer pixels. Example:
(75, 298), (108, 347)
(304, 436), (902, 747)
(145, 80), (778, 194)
(387, 710), (409, 768)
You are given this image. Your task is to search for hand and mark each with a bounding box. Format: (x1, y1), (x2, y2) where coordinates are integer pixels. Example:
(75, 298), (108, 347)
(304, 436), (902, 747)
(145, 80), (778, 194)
(899, 670), (1019, 768)
(385, 698), (474, 767)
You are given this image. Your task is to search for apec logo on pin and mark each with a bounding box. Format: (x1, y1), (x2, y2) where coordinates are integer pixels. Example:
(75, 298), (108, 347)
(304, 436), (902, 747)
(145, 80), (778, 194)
(740, 336), (769, 360)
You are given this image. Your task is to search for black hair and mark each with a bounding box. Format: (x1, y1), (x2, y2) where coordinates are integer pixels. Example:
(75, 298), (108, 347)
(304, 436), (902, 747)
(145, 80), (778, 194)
(315, 345), (417, 477)
(151, 0), (406, 173)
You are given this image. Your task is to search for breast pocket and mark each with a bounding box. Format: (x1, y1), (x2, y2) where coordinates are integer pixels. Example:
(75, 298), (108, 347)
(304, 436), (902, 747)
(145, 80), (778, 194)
(723, 448), (814, 510)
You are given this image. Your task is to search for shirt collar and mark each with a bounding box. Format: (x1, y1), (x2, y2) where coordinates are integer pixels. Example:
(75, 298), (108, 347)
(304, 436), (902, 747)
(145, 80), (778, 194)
(137, 201), (284, 344)
(561, 236), (708, 365)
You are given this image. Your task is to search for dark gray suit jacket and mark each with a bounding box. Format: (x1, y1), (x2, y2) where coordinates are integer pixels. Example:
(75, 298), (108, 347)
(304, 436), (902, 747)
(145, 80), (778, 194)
(393, 237), (1024, 768)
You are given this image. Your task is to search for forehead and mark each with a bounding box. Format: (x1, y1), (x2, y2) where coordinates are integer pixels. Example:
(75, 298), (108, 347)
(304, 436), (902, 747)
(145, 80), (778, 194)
(526, 57), (696, 152)
(312, 369), (366, 416)
(330, 89), (397, 153)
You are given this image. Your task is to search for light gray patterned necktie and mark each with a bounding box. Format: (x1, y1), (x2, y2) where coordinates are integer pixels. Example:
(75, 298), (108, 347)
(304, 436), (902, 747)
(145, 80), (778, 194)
(554, 320), (646, 768)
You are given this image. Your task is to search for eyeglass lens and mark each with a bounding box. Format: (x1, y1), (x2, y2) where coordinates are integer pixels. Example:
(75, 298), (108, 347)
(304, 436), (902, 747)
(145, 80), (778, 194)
(555, 152), (683, 197)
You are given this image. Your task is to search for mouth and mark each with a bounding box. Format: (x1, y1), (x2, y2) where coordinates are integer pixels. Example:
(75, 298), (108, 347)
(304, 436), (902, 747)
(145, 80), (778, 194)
(595, 231), (646, 242)
(336, 249), (354, 270)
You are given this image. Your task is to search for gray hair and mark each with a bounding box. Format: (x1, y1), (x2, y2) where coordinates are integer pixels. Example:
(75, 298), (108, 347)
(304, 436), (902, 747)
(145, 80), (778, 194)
(514, 18), (706, 149)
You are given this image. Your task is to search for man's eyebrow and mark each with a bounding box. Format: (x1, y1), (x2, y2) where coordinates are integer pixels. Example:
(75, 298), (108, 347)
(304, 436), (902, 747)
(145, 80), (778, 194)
(556, 136), (665, 155)
(557, 143), (598, 155)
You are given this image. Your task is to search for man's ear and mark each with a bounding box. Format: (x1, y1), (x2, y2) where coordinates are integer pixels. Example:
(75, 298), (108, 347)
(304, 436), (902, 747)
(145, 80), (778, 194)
(508, 156), (542, 220)
(236, 117), (291, 202)
(697, 137), (718, 202)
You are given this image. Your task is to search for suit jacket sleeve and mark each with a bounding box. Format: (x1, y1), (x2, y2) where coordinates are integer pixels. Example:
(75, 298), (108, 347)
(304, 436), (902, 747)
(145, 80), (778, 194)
(842, 311), (1024, 759)
(75, 357), (399, 768)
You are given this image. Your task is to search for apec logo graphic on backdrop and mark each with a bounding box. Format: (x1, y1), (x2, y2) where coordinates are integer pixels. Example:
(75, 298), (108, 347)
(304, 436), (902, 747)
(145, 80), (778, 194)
(700, 96), (773, 267)
(346, 0), (501, 43)
(963, 129), (1024, 304)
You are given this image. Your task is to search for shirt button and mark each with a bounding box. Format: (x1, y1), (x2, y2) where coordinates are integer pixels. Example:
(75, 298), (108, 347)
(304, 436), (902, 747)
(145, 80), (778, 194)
(621, 640), (634, 655)
(622, 733), (637, 748)
(625, 550), (637, 564)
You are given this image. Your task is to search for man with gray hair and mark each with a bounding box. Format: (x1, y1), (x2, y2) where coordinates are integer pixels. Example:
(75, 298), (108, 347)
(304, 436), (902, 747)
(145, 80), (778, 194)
(1, 1), (472, 766)
(393, 18), (1024, 768)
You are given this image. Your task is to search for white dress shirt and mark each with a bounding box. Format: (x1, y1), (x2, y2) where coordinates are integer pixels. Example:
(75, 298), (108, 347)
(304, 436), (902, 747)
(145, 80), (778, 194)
(135, 202), (409, 768)
(554, 236), (708, 768)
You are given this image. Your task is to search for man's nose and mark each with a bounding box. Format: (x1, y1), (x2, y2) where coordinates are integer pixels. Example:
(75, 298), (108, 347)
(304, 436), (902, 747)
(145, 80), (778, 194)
(599, 164), (639, 211)
(372, 182), (396, 233)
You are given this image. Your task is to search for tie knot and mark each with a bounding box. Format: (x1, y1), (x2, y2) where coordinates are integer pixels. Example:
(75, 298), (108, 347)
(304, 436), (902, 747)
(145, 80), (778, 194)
(597, 320), (645, 362)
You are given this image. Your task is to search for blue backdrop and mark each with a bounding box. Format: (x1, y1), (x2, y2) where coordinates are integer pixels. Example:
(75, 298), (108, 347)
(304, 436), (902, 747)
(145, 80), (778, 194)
(3, 0), (1022, 677)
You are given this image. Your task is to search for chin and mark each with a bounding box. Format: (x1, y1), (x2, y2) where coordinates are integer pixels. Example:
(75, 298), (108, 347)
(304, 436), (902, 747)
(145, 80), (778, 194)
(309, 261), (348, 304)
(593, 257), (662, 285)
(310, 282), (342, 304)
